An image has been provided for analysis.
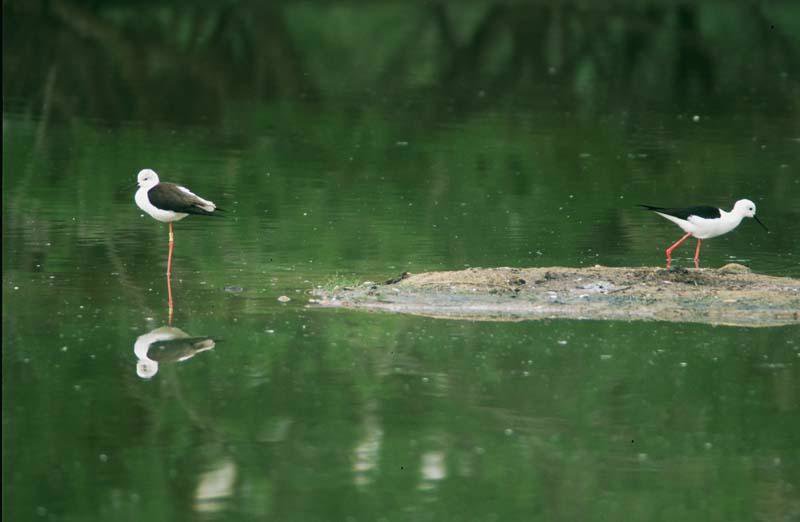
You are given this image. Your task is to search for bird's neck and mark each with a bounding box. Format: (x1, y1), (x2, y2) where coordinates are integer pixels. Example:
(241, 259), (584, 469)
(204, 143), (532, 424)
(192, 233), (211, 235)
(722, 209), (744, 225)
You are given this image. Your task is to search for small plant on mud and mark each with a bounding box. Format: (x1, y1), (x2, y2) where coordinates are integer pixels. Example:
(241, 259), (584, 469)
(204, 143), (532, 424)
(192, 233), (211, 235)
(319, 274), (362, 292)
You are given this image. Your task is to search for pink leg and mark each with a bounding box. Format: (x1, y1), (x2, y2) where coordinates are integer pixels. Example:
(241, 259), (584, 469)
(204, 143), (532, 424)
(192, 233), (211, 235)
(665, 232), (692, 268)
(167, 269), (174, 325)
(167, 222), (174, 323)
(167, 223), (174, 276)
(693, 239), (702, 269)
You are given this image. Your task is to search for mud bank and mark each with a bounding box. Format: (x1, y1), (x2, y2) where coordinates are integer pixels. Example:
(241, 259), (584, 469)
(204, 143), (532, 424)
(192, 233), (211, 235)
(311, 264), (800, 327)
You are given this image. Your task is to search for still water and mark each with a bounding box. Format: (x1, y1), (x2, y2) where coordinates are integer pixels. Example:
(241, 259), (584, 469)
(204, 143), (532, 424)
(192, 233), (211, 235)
(4, 2), (800, 521)
(5, 100), (799, 521)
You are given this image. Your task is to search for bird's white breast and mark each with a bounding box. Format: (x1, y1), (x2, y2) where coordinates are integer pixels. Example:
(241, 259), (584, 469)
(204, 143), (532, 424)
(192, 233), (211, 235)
(687, 212), (744, 239)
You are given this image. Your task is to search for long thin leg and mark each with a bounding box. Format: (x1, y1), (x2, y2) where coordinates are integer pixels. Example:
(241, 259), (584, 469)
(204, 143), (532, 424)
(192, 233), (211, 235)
(665, 232), (692, 268)
(167, 222), (174, 324)
(167, 269), (174, 325)
(693, 238), (702, 269)
(167, 222), (175, 277)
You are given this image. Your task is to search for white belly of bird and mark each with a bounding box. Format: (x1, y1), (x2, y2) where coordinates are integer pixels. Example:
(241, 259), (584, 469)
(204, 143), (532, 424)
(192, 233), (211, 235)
(686, 214), (743, 239)
(135, 188), (189, 223)
(656, 211), (744, 239)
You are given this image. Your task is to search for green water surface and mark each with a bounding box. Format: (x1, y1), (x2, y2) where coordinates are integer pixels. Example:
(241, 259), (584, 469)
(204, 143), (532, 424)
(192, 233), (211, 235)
(4, 2), (800, 521)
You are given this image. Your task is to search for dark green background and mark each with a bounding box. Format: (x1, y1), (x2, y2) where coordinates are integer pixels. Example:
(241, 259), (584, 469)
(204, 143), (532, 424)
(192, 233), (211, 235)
(4, 2), (800, 521)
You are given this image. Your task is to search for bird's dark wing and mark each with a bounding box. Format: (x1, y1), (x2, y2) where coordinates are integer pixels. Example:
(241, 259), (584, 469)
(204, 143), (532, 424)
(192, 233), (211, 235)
(148, 183), (218, 216)
(148, 337), (216, 363)
(638, 205), (721, 220)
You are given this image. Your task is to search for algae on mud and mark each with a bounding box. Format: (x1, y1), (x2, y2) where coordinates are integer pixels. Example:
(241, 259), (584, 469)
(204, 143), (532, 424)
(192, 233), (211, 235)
(312, 264), (800, 327)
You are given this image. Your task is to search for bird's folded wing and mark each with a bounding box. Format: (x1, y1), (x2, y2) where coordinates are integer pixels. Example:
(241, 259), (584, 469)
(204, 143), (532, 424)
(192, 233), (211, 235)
(640, 205), (720, 220)
(148, 183), (216, 214)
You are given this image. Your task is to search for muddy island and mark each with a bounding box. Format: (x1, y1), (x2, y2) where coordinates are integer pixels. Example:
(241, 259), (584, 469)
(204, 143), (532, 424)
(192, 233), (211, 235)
(311, 264), (800, 327)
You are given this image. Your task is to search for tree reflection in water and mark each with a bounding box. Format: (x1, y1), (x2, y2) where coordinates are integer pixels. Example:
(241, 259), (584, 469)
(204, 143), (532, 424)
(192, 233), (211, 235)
(5, 1), (799, 126)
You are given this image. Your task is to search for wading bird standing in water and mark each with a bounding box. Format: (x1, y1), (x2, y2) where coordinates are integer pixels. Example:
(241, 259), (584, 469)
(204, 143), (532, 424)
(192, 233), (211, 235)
(134, 168), (223, 318)
(639, 199), (767, 268)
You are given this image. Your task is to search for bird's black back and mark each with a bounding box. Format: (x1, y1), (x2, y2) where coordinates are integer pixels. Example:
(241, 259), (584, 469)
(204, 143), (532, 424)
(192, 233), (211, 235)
(638, 204), (721, 220)
(148, 183), (220, 216)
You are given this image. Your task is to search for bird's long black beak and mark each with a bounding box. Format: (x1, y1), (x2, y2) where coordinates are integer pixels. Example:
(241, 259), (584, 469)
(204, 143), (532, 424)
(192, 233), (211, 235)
(754, 215), (768, 232)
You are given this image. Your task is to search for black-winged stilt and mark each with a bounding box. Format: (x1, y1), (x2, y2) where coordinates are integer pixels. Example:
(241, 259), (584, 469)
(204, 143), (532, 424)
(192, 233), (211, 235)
(639, 199), (767, 268)
(134, 168), (223, 319)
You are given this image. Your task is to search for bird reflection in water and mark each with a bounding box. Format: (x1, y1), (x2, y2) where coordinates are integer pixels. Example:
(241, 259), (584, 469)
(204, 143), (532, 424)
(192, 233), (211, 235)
(134, 326), (216, 379)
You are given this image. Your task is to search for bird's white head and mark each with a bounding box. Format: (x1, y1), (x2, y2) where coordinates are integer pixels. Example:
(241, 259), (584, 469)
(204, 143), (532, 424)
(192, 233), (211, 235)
(732, 199), (757, 218)
(137, 169), (160, 189)
(136, 359), (159, 379)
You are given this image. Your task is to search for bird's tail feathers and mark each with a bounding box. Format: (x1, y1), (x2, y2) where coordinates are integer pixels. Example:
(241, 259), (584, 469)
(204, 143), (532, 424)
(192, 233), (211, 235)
(189, 206), (226, 217)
